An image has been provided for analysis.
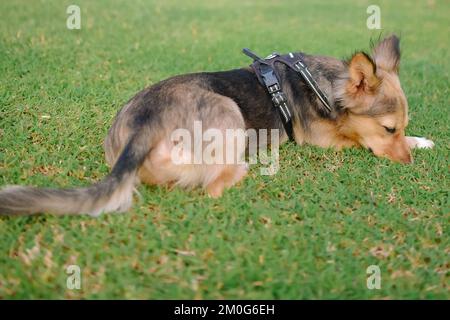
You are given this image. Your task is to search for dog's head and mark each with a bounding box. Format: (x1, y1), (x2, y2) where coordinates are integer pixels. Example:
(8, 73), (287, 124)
(338, 35), (412, 163)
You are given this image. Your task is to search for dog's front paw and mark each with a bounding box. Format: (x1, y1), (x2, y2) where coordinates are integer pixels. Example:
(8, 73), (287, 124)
(407, 136), (435, 149)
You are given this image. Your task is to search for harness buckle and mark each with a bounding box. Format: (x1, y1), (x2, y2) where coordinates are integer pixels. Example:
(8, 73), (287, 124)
(268, 84), (280, 93)
(272, 92), (287, 105)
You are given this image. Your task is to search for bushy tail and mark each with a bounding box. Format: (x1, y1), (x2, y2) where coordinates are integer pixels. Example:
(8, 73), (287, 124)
(0, 131), (152, 216)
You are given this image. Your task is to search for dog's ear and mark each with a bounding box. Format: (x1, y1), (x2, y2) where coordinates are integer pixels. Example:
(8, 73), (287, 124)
(347, 52), (380, 96)
(372, 35), (400, 73)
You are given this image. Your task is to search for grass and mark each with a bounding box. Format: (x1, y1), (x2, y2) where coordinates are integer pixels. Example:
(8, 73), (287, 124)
(0, 0), (448, 299)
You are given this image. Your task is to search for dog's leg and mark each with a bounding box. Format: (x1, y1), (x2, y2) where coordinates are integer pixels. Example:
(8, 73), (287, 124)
(406, 136), (435, 149)
(206, 164), (248, 198)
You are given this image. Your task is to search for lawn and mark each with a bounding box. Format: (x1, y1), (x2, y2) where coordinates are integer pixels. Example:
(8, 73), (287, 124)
(0, 0), (448, 299)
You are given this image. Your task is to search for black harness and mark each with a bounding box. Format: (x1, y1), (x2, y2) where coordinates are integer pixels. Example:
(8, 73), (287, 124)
(243, 48), (332, 141)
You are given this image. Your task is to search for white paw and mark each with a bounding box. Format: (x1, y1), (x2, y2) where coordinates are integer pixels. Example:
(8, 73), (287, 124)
(410, 137), (435, 149)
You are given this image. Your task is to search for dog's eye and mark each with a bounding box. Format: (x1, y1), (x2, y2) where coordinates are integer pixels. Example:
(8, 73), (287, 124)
(383, 126), (396, 134)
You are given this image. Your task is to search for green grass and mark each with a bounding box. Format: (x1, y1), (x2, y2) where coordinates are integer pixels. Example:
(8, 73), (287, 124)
(0, 0), (448, 299)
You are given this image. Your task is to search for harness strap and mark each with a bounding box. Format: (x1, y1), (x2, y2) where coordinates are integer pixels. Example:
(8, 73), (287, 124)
(243, 49), (295, 141)
(243, 48), (333, 142)
(276, 52), (332, 114)
(258, 63), (294, 140)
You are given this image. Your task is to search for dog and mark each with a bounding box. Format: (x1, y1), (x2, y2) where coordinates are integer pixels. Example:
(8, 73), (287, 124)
(0, 35), (434, 216)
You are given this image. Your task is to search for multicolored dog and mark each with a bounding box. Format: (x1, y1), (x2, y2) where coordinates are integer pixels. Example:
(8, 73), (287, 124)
(0, 35), (434, 216)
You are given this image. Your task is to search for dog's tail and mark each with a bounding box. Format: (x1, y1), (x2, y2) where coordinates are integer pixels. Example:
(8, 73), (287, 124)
(0, 129), (152, 216)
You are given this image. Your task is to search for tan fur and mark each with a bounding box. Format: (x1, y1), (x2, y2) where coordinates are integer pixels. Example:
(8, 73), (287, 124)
(325, 37), (413, 163)
(104, 86), (248, 198)
(292, 113), (307, 145)
(305, 118), (357, 149)
(347, 53), (381, 96)
(104, 101), (134, 166)
(344, 64), (411, 162)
